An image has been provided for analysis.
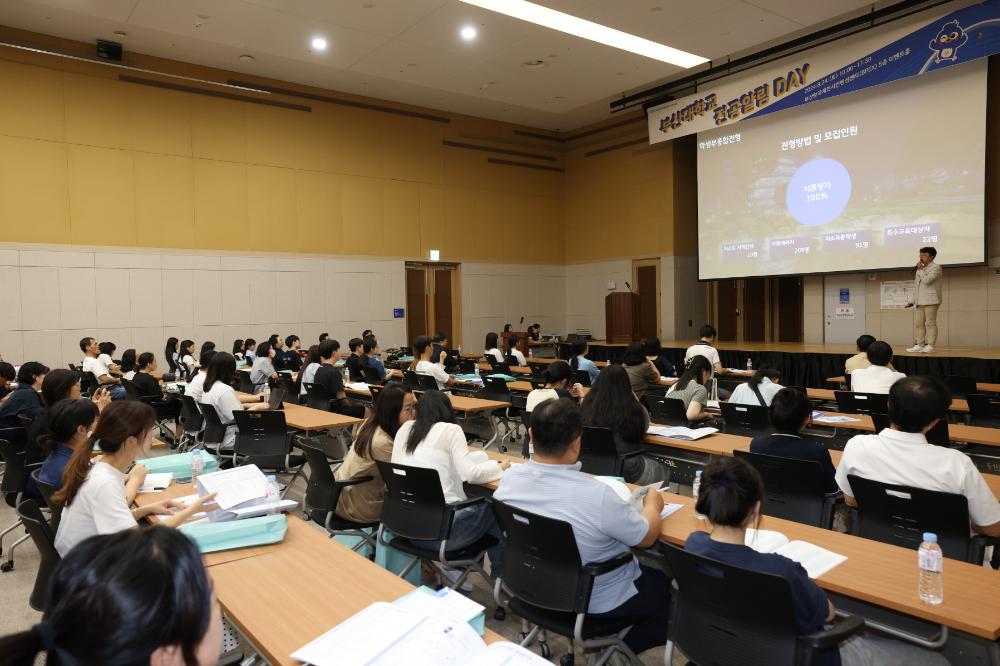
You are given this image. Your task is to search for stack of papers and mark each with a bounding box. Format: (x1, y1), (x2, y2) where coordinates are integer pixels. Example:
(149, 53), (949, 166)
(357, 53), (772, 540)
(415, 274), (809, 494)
(594, 477), (671, 513)
(810, 411), (859, 424)
(194, 465), (267, 511)
(346, 382), (370, 391)
(745, 529), (847, 578)
(292, 603), (549, 666)
(647, 425), (719, 440)
(172, 493), (297, 523)
(138, 472), (173, 492)
(396, 586), (484, 630)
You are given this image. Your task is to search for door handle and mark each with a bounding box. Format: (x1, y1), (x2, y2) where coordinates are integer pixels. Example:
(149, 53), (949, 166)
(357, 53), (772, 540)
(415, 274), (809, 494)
(735, 308), (741, 316)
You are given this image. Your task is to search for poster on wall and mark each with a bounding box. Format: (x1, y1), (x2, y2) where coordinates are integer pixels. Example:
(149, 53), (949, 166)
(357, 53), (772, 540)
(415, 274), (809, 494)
(880, 280), (914, 309)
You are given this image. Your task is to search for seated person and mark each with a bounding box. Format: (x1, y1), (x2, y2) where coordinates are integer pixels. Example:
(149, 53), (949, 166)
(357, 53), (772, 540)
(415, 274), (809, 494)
(837, 376), (1000, 537)
(362, 337), (388, 382)
(97, 342), (119, 375)
(750, 388), (838, 494)
(412, 335), (454, 390)
(132, 352), (183, 438)
(0, 361), (47, 428)
(0, 526), (223, 666)
(844, 334), (894, 375)
(182, 350), (216, 403)
(26, 370), (110, 466)
(197, 353), (269, 450)
(495, 399), (670, 657)
(581, 365), (670, 485)
(0, 361), (14, 402)
(38, 398), (100, 491)
(267, 334), (285, 370)
(506, 335), (527, 367)
(232, 338), (245, 362)
(81, 337), (125, 400)
(643, 337), (675, 378)
(335, 383), (416, 524)
(529, 323), (541, 341)
(249, 342), (278, 393)
(298, 345), (322, 396)
(53, 401), (215, 556)
(243, 338), (258, 362)
(282, 335), (303, 372)
(623, 341), (660, 398)
(432, 332), (460, 370)
(684, 325), (726, 377)
(177, 340), (198, 379)
(688, 457), (949, 666)
(569, 339), (600, 385)
(525, 360), (582, 412)
(118, 349), (138, 381)
(665, 356), (714, 425)
(391, 391), (509, 576)
(313, 340), (365, 418)
(484, 332), (505, 365)
(849, 341), (905, 394)
(346, 338), (366, 381)
(729, 367), (783, 407)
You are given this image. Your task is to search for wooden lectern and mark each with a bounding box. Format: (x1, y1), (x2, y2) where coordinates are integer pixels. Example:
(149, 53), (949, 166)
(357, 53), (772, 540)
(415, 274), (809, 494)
(502, 331), (530, 354)
(605, 292), (639, 343)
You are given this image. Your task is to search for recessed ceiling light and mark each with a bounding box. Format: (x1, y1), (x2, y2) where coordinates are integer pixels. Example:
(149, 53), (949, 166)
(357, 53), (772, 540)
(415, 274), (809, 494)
(362, 2), (376, 7)
(460, 25), (478, 41)
(459, 0), (707, 67)
(311, 36), (328, 51)
(239, 54), (255, 62)
(522, 59), (546, 69)
(197, 14), (210, 20)
(113, 30), (127, 37)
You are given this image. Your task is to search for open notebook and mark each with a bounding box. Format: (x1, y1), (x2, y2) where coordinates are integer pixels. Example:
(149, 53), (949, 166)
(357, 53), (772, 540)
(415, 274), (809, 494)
(292, 602), (549, 666)
(647, 425), (718, 440)
(745, 529), (847, 579)
(594, 477), (682, 519)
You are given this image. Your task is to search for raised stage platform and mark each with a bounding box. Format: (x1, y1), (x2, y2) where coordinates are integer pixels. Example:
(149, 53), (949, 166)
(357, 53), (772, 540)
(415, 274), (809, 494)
(558, 340), (1000, 388)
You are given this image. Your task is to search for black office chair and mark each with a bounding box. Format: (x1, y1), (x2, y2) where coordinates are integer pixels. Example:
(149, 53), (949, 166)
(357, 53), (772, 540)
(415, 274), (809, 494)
(368, 383), (384, 405)
(402, 371), (422, 390)
(298, 440), (379, 553)
(232, 411), (306, 495)
(847, 474), (1000, 566)
(459, 358), (477, 374)
(965, 393), (1000, 427)
(492, 500), (641, 664)
(529, 378), (547, 390)
(659, 542), (863, 666)
(30, 469), (61, 534)
(734, 451), (838, 528)
(375, 461), (500, 606)
(277, 374), (300, 405)
(578, 427), (642, 478)
(573, 370), (592, 388)
(505, 354), (521, 368)
(869, 413), (950, 446)
(237, 372), (258, 395)
(643, 394), (690, 427)
(720, 402), (771, 437)
(120, 377), (141, 401)
(945, 375), (978, 398)
(15, 499), (60, 611)
(178, 396), (204, 452)
(198, 403), (230, 460)
(842, 373), (852, 391)
(416, 374), (439, 391)
(362, 366), (384, 385)
(487, 356), (513, 375)
(481, 377), (521, 451)
(303, 382), (335, 412)
(834, 391), (888, 415)
(0, 437), (40, 572)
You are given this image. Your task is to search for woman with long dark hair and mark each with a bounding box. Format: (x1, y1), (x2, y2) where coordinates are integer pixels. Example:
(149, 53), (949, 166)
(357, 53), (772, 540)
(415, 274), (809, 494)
(581, 365), (669, 485)
(525, 360), (582, 413)
(569, 339), (600, 385)
(37, 398), (99, 491)
(178, 340), (197, 379)
(52, 401), (214, 556)
(484, 332), (504, 364)
(391, 390), (509, 575)
(335, 383), (416, 524)
(0, 526), (222, 666)
(118, 349), (137, 380)
(164, 336), (179, 374)
(666, 355), (714, 423)
(198, 353), (267, 449)
(622, 341), (659, 398)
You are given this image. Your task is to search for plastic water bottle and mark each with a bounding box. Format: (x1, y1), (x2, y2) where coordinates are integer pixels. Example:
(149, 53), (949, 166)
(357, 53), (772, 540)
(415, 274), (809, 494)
(918, 532), (944, 605)
(262, 384), (270, 402)
(746, 357), (753, 372)
(190, 449), (204, 481)
(266, 475), (281, 515)
(692, 471), (705, 520)
(528, 347), (533, 359)
(342, 364), (350, 384)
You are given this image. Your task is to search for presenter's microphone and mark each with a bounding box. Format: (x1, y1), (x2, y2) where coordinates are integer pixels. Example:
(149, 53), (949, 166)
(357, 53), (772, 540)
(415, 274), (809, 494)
(625, 281), (632, 291)
(519, 316), (524, 325)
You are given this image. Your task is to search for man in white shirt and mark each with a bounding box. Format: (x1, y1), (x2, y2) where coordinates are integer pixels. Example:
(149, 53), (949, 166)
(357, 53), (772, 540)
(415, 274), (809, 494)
(414, 335), (453, 390)
(849, 341), (905, 394)
(494, 399), (670, 657)
(80, 337), (126, 400)
(836, 376), (1000, 537)
(684, 325), (725, 377)
(906, 247), (943, 353)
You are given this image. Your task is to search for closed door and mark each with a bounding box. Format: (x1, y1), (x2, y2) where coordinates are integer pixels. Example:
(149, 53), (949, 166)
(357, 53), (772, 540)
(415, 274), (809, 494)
(405, 268), (428, 345)
(405, 263), (461, 346)
(715, 280), (739, 341)
(633, 258), (660, 339)
(823, 274), (867, 344)
(742, 278), (766, 342)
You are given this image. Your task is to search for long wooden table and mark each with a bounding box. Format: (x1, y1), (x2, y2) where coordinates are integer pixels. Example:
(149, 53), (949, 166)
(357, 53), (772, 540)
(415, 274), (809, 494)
(827, 376), (1000, 394)
(235, 391), (362, 434)
(808, 387), (970, 413)
(807, 410), (1000, 448)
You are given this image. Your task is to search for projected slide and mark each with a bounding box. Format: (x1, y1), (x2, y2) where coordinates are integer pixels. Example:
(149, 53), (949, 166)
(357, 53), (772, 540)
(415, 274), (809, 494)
(696, 59), (986, 280)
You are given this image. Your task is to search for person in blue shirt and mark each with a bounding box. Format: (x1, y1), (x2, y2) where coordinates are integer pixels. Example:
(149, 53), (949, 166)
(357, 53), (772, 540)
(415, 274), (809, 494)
(686, 457), (948, 666)
(38, 398), (99, 491)
(362, 337), (387, 382)
(0, 361), (48, 428)
(568, 339), (600, 385)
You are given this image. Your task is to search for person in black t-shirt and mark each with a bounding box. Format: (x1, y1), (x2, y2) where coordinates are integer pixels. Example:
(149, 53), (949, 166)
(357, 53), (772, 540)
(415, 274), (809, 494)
(345, 337), (365, 381)
(314, 340), (364, 418)
(283, 335), (303, 372)
(431, 333), (459, 370)
(0, 362), (15, 402)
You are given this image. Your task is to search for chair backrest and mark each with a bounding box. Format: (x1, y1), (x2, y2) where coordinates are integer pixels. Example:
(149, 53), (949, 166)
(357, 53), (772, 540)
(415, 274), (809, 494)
(369, 384), (384, 404)
(720, 402), (770, 436)
(237, 372), (256, 394)
(573, 370), (592, 388)
(416, 374), (439, 391)
(785, 386), (808, 398)
(459, 359), (476, 374)
(945, 375), (977, 397)
(30, 469), (62, 532)
(180, 395), (203, 433)
(965, 393), (999, 427)
(375, 460), (451, 541)
(847, 474), (972, 561)
(120, 377), (140, 401)
(530, 364), (546, 379)
(0, 438), (28, 507)
(529, 378), (547, 390)
(198, 403), (227, 446)
(733, 451), (828, 527)
(276, 374), (299, 404)
(362, 366), (383, 385)
(481, 377), (511, 402)
(233, 411), (289, 468)
(843, 372), (852, 391)
(16, 499), (61, 612)
(492, 501), (589, 614)
(578, 427), (622, 476)
(403, 371), (421, 389)
(870, 414), (949, 446)
(297, 440), (341, 524)
(303, 382), (334, 411)
(834, 391), (888, 415)
(660, 542), (801, 666)
(645, 394), (689, 427)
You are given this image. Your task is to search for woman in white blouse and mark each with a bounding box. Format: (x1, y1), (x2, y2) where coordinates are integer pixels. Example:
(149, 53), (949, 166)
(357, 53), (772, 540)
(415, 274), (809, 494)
(391, 390), (509, 575)
(178, 339), (198, 379)
(199, 352), (269, 450)
(298, 344), (321, 396)
(484, 332), (504, 364)
(53, 400), (215, 556)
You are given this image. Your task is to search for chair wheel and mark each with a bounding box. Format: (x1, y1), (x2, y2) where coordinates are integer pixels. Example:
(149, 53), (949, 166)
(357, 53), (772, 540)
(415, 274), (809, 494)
(519, 631), (529, 642)
(493, 607), (506, 621)
(1, 561), (13, 572)
(539, 642), (551, 659)
(558, 653), (573, 666)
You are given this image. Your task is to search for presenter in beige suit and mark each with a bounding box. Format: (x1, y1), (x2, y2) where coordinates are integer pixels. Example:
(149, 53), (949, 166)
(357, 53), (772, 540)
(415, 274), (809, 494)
(905, 246), (942, 353)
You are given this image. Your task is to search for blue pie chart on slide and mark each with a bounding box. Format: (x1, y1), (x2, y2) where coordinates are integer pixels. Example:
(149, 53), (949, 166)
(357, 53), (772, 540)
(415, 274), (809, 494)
(786, 157), (852, 227)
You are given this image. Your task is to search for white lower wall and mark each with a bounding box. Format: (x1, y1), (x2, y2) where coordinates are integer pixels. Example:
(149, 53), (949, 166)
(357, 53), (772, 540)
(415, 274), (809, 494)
(565, 260), (632, 340)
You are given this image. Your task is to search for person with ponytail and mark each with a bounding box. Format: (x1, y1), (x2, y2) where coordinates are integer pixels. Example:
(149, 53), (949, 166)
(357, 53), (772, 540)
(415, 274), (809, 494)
(53, 400), (216, 556)
(37, 399), (99, 491)
(0, 526), (223, 666)
(525, 360), (582, 412)
(729, 366), (783, 407)
(666, 355), (714, 424)
(569, 339), (599, 385)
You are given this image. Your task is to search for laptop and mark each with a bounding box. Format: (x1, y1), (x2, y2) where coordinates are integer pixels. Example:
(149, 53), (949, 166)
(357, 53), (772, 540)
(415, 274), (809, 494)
(261, 387), (286, 410)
